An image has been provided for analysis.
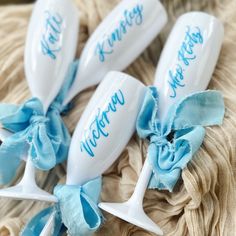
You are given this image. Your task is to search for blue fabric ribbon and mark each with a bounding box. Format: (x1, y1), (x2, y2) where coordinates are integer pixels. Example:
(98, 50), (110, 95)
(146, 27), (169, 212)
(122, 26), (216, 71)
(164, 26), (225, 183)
(20, 207), (63, 236)
(0, 60), (79, 184)
(136, 87), (225, 191)
(20, 177), (103, 236)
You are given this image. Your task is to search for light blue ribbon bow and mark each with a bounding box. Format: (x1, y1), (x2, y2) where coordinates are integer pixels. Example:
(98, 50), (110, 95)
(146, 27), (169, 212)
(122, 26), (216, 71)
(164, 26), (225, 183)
(0, 60), (79, 184)
(20, 177), (103, 236)
(136, 87), (225, 192)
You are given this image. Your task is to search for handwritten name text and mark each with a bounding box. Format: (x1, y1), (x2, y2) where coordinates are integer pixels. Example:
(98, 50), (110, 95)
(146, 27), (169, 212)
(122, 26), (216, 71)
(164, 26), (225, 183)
(95, 4), (144, 62)
(80, 90), (125, 157)
(41, 11), (63, 60)
(168, 26), (203, 98)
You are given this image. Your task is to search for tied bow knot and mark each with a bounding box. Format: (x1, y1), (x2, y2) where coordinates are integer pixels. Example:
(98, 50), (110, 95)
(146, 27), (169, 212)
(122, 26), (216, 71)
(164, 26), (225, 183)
(0, 60), (79, 184)
(20, 177), (103, 236)
(29, 114), (49, 126)
(150, 134), (176, 154)
(150, 135), (169, 146)
(136, 86), (225, 192)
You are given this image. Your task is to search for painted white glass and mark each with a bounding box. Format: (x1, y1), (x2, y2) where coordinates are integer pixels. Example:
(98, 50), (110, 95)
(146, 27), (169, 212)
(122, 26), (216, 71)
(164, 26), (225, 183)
(155, 11), (224, 122)
(67, 71), (146, 185)
(0, 0), (79, 202)
(40, 71), (146, 236)
(25, 0), (79, 112)
(99, 12), (224, 235)
(63, 0), (167, 105)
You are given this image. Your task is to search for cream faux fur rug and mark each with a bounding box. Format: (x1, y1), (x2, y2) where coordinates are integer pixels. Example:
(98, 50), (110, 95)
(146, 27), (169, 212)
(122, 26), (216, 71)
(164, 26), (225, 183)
(0, 0), (235, 235)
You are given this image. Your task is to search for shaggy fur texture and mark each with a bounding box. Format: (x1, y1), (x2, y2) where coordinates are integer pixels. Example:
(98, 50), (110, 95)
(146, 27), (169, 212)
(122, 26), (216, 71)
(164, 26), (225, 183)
(0, 0), (235, 235)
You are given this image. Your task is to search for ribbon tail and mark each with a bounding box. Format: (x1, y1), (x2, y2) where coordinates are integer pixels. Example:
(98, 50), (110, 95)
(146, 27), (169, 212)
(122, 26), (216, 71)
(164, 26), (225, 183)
(0, 150), (21, 185)
(53, 60), (79, 111)
(0, 130), (29, 185)
(147, 143), (164, 190)
(20, 207), (63, 236)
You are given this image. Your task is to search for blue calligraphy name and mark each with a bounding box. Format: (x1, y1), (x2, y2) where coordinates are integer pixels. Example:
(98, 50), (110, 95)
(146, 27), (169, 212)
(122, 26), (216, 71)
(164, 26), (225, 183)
(95, 4), (144, 62)
(80, 89), (125, 157)
(168, 26), (203, 98)
(41, 11), (63, 60)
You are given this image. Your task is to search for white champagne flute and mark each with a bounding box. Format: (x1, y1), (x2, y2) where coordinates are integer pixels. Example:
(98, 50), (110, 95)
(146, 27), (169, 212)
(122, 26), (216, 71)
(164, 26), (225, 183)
(0, 0), (79, 202)
(0, 0), (167, 202)
(40, 71), (146, 235)
(99, 12), (224, 235)
(67, 72), (146, 187)
(63, 0), (167, 105)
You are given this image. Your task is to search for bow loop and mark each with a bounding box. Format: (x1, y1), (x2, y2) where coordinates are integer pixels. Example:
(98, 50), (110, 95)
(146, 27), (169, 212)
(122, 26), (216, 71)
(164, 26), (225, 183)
(136, 87), (225, 192)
